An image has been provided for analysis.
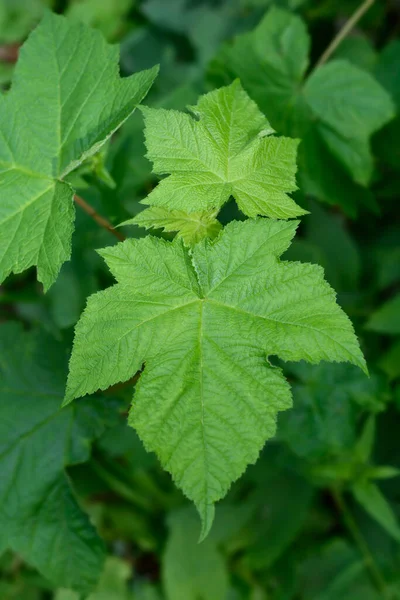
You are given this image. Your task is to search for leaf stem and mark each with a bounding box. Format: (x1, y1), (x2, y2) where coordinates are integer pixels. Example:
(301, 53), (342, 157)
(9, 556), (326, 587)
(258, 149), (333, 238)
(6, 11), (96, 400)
(330, 487), (390, 597)
(313, 0), (375, 70)
(74, 194), (126, 242)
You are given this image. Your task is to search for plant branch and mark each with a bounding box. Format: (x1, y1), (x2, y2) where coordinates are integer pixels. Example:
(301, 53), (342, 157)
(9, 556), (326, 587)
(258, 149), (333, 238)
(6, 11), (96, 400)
(314, 0), (375, 70)
(74, 194), (125, 242)
(0, 43), (19, 63)
(331, 487), (390, 597)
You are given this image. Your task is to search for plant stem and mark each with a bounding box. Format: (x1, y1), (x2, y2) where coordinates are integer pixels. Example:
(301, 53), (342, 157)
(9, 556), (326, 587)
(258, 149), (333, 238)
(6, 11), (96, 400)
(91, 457), (150, 511)
(331, 487), (390, 597)
(314, 0), (375, 70)
(74, 194), (125, 242)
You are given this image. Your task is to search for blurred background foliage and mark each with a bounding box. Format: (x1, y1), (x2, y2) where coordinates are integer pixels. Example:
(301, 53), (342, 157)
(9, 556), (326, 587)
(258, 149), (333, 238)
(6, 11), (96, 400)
(1, 0), (400, 598)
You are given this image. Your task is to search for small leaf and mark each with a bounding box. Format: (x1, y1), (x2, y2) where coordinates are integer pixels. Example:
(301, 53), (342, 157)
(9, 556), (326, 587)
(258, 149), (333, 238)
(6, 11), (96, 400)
(66, 219), (366, 537)
(124, 206), (222, 245)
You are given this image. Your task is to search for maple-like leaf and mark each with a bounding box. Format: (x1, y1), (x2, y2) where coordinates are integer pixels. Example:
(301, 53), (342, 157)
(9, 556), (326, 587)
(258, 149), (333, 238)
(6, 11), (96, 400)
(65, 219), (366, 539)
(0, 12), (157, 290)
(140, 80), (306, 219)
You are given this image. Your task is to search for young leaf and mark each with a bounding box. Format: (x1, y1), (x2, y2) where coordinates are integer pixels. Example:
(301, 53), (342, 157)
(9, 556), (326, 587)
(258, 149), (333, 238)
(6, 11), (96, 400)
(0, 323), (113, 593)
(0, 12), (157, 290)
(65, 219), (366, 538)
(140, 80), (306, 218)
(123, 206), (222, 245)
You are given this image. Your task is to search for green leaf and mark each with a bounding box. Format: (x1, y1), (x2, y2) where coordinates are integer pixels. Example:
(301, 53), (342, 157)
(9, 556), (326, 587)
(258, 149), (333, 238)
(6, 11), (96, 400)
(209, 7), (394, 205)
(354, 416), (375, 464)
(375, 40), (400, 109)
(379, 340), (400, 380)
(0, 0), (45, 44)
(65, 218), (365, 538)
(141, 80), (306, 218)
(304, 60), (395, 186)
(279, 363), (376, 460)
(0, 12), (157, 290)
(56, 556), (132, 600)
(366, 294), (400, 335)
(332, 37), (378, 73)
(66, 0), (132, 41)
(209, 7), (310, 133)
(243, 463), (314, 570)
(0, 323), (113, 593)
(123, 206), (222, 245)
(163, 506), (228, 600)
(352, 481), (400, 543)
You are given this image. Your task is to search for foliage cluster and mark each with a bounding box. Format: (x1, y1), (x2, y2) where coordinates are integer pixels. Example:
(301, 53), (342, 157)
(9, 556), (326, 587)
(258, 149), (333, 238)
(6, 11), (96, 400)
(1, 0), (400, 599)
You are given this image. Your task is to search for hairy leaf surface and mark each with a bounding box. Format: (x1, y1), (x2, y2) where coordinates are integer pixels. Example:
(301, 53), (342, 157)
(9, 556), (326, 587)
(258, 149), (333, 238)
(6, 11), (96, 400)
(140, 80), (306, 218)
(0, 323), (114, 592)
(66, 219), (365, 538)
(0, 12), (157, 289)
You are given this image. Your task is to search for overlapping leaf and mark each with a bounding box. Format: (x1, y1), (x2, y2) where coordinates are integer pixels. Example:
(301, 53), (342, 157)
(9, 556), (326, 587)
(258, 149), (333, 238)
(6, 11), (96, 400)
(130, 206), (222, 245)
(0, 323), (114, 593)
(209, 7), (394, 210)
(65, 219), (365, 538)
(138, 80), (306, 219)
(0, 12), (157, 290)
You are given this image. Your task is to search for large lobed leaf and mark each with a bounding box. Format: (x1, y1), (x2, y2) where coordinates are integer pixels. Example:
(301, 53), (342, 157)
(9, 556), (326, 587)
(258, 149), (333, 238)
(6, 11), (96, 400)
(65, 219), (366, 538)
(0, 323), (115, 593)
(0, 12), (157, 290)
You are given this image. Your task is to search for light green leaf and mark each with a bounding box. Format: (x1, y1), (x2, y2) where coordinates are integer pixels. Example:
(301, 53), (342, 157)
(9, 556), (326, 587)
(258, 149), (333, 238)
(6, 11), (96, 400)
(163, 507), (228, 600)
(141, 80), (306, 218)
(65, 219), (365, 538)
(304, 60), (395, 185)
(0, 323), (112, 593)
(352, 481), (400, 542)
(0, 12), (157, 290)
(366, 294), (400, 335)
(124, 206), (222, 245)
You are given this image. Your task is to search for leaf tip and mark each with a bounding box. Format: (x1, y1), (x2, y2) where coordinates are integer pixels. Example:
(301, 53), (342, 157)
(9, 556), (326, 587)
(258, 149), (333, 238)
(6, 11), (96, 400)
(197, 502), (215, 543)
